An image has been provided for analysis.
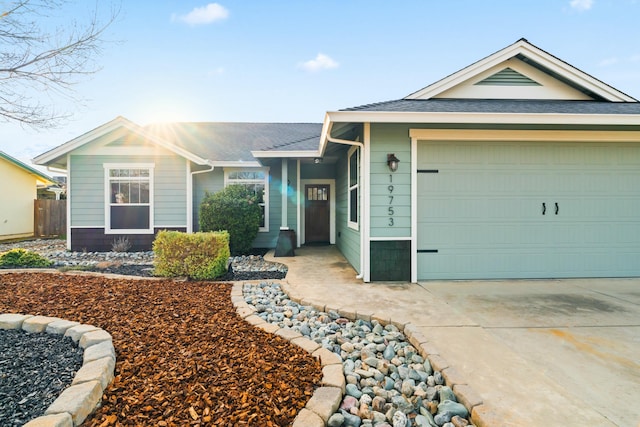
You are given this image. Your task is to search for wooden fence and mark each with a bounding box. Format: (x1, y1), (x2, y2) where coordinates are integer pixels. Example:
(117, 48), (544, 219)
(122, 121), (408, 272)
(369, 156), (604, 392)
(34, 199), (66, 238)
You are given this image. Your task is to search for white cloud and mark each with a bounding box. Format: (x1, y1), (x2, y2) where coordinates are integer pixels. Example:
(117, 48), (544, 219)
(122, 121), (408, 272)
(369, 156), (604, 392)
(173, 3), (229, 25)
(598, 57), (619, 66)
(298, 53), (339, 72)
(570, 0), (594, 11)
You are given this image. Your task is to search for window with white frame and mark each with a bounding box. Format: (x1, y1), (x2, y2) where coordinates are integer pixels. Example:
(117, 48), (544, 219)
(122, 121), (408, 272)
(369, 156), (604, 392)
(104, 164), (154, 233)
(348, 146), (359, 229)
(225, 168), (269, 231)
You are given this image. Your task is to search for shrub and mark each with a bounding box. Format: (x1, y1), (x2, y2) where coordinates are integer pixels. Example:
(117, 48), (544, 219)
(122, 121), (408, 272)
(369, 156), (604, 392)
(152, 230), (230, 280)
(199, 185), (262, 255)
(0, 248), (53, 268)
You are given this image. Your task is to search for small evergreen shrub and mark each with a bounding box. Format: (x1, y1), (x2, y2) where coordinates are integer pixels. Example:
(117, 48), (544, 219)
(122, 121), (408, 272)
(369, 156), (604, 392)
(152, 230), (230, 280)
(0, 248), (53, 268)
(199, 185), (262, 255)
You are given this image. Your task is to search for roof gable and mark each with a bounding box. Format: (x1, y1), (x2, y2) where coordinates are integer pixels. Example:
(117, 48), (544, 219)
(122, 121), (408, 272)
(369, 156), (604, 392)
(33, 116), (209, 170)
(405, 38), (637, 102)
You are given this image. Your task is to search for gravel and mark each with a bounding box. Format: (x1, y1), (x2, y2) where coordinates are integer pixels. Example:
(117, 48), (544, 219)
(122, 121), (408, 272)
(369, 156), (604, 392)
(0, 329), (83, 426)
(0, 239), (287, 280)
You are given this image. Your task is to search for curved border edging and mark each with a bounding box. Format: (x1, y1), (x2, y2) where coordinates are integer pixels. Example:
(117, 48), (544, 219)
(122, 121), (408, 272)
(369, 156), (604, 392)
(0, 313), (116, 427)
(232, 281), (489, 427)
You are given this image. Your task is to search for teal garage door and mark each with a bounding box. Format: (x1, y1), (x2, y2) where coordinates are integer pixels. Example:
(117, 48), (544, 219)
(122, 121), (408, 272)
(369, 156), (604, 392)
(417, 141), (640, 280)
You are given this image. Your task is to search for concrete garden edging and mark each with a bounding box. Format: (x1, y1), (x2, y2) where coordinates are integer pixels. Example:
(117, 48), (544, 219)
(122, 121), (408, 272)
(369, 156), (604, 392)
(0, 313), (116, 427)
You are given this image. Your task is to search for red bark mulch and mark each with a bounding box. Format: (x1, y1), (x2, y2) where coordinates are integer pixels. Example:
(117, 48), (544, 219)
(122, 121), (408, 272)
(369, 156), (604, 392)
(0, 272), (322, 426)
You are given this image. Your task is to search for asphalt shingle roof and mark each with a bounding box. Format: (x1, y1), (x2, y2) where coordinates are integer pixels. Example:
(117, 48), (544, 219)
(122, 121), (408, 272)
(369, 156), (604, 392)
(342, 99), (640, 115)
(144, 122), (322, 162)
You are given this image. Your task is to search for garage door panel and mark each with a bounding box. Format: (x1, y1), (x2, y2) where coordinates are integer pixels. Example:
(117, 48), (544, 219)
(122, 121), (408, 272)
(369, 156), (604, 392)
(417, 140), (640, 280)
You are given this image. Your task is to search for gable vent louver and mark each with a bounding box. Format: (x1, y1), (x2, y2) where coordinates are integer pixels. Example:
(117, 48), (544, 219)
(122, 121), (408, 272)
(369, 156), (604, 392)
(475, 67), (541, 86)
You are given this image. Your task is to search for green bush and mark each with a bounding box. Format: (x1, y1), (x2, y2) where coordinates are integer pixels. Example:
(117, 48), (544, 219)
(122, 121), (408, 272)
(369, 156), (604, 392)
(199, 185), (262, 255)
(0, 248), (53, 268)
(152, 230), (230, 280)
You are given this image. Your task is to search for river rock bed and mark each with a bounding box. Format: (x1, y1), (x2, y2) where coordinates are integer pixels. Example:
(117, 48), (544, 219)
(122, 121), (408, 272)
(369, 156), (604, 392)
(0, 329), (83, 426)
(0, 239), (287, 280)
(243, 282), (474, 427)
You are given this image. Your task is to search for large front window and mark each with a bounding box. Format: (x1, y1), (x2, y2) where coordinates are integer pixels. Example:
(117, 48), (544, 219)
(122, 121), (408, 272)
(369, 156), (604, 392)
(225, 168), (269, 231)
(105, 164), (154, 233)
(348, 147), (359, 229)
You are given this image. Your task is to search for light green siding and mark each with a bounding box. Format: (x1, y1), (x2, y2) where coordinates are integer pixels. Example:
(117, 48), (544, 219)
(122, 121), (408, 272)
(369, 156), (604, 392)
(301, 163), (336, 180)
(370, 124), (412, 238)
(254, 164), (281, 248)
(334, 145), (360, 272)
(69, 156), (104, 226)
(193, 168), (224, 229)
(154, 157), (188, 226)
(70, 155), (187, 228)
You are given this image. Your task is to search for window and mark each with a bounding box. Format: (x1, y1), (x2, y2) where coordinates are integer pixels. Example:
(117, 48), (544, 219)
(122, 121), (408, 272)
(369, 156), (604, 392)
(104, 164), (154, 233)
(348, 146), (359, 229)
(225, 168), (269, 232)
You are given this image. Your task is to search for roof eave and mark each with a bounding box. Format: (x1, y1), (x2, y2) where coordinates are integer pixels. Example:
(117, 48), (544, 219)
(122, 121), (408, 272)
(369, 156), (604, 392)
(327, 110), (640, 125)
(251, 150), (320, 159)
(208, 160), (263, 167)
(0, 151), (55, 185)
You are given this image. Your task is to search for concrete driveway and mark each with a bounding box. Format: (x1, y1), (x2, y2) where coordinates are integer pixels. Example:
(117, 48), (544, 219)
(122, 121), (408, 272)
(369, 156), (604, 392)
(419, 278), (640, 427)
(275, 246), (640, 426)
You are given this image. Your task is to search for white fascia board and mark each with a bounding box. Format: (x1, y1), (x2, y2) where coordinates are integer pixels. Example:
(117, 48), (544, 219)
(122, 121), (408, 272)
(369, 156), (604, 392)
(318, 113), (333, 157)
(516, 43), (636, 102)
(405, 40), (636, 102)
(33, 116), (209, 167)
(327, 110), (640, 126)
(250, 150), (319, 158)
(33, 117), (130, 165)
(208, 160), (263, 167)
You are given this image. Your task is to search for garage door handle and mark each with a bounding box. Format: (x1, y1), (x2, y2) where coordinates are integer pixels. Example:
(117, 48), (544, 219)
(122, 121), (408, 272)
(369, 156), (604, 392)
(555, 202), (559, 215)
(542, 202), (546, 215)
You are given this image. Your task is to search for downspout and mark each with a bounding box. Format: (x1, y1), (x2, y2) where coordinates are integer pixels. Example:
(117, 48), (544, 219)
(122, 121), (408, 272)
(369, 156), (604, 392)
(325, 123), (365, 280)
(189, 161), (215, 233)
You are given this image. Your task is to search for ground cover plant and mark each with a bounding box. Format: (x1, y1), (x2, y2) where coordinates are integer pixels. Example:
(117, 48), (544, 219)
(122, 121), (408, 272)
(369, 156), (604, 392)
(0, 272), (322, 426)
(0, 249), (53, 268)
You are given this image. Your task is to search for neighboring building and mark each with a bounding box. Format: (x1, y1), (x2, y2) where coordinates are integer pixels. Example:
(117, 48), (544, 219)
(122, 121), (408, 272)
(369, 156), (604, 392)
(34, 39), (640, 281)
(1, 151), (56, 241)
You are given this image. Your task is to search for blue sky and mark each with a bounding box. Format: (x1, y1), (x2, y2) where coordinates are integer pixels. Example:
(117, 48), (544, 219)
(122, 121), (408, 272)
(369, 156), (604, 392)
(3, 0), (640, 171)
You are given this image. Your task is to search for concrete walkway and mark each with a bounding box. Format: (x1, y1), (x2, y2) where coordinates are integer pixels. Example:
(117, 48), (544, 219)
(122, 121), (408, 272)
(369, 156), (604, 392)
(268, 245), (640, 427)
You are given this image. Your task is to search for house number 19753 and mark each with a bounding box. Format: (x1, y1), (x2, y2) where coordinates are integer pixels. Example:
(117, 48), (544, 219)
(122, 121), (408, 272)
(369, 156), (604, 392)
(388, 174), (394, 226)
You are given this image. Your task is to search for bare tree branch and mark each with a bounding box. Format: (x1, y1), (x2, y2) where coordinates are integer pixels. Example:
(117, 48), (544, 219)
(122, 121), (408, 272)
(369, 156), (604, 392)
(0, 0), (118, 128)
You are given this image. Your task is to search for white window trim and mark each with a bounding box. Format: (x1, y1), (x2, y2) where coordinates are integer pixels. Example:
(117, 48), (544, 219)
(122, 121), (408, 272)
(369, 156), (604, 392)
(224, 167), (270, 232)
(347, 146), (360, 230)
(104, 163), (155, 234)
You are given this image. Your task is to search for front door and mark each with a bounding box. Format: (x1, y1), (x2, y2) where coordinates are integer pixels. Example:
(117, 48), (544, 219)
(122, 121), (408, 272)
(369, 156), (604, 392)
(305, 184), (330, 243)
